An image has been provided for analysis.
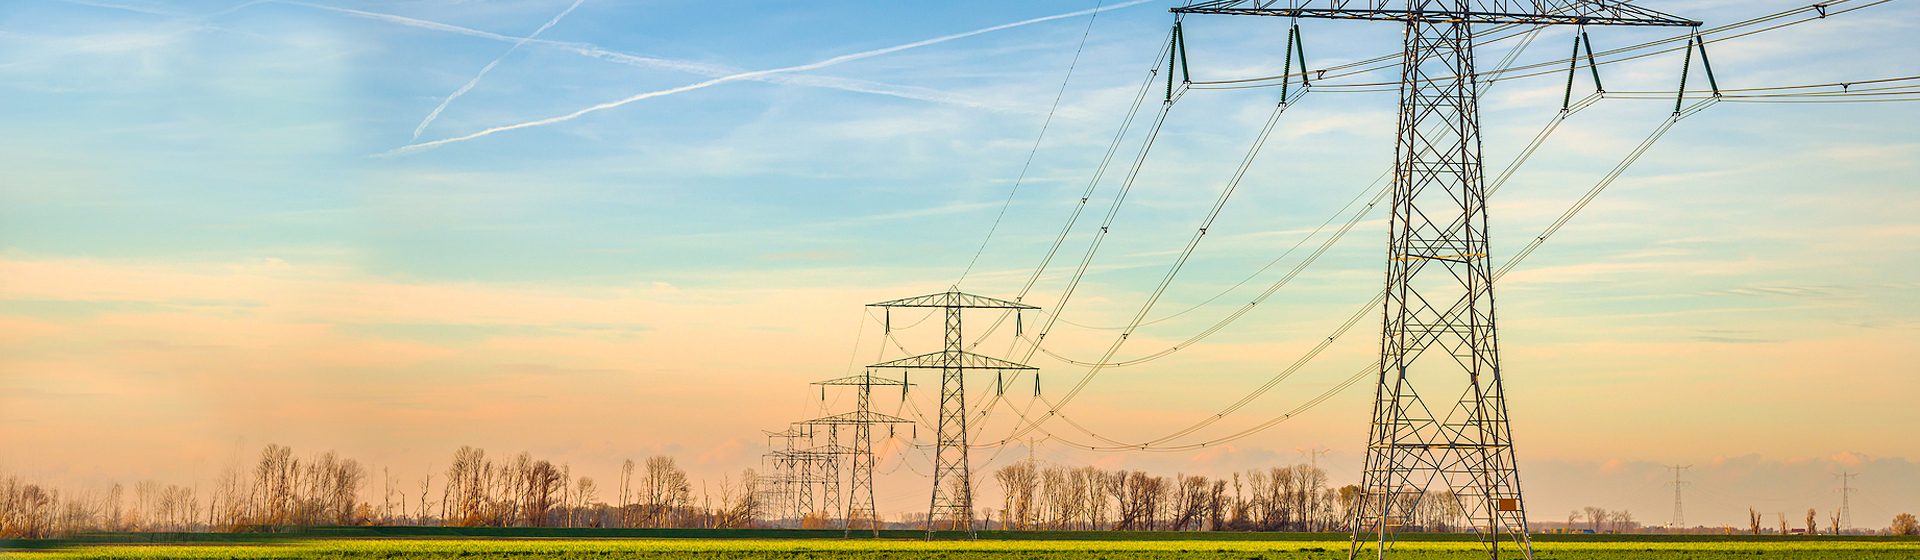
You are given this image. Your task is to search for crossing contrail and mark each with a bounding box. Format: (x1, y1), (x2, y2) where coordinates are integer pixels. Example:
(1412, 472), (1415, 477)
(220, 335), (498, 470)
(286, 2), (1012, 118)
(412, 0), (588, 139)
(381, 0), (1156, 156)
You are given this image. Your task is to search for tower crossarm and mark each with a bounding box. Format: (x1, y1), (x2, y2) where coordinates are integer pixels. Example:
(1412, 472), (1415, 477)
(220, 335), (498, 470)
(1170, 0), (1699, 27)
(870, 350), (1037, 370)
(799, 410), (917, 426)
(813, 373), (910, 386)
(762, 427), (807, 439)
(868, 289), (1038, 309)
(797, 444), (858, 455)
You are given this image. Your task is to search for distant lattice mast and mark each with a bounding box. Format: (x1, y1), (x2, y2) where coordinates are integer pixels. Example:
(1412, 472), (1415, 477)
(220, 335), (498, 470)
(803, 369), (911, 537)
(1667, 465), (1690, 530)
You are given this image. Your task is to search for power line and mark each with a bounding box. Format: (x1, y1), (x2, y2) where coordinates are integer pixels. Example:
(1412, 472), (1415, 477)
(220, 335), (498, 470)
(958, 0), (1110, 285)
(982, 92), (1611, 450)
(984, 94), (1715, 453)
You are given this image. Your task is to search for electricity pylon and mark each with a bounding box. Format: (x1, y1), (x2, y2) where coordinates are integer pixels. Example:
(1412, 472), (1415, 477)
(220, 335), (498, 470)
(1666, 464), (1690, 531)
(800, 427), (851, 527)
(803, 369), (913, 537)
(1834, 472), (1858, 532)
(869, 289), (1037, 540)
(1168, 2), (1699, 558)
(762, 427), (810, 526)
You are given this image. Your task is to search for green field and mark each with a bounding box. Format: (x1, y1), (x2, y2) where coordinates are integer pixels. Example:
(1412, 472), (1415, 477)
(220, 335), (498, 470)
(30, 539), (1920, 559)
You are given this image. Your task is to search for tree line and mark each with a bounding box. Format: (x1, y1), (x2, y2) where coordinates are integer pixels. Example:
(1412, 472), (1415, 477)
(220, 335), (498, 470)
(8, 445), (1919, 538)
(432, 446), (758, 529)
(988, 462), (1356, 532)
(0, 444), (761, 538)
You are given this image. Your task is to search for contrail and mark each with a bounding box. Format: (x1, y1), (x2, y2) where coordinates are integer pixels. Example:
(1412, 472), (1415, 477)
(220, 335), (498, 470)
(49, 0), (175, 16)
(382, 0), (1156, 156)
(413, 0), (588, 139)
(281, 1), (524, 42)
(286, 2), (1010, 115)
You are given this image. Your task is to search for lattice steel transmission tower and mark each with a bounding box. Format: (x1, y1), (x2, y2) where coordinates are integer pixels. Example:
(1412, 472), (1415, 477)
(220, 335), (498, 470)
(1168, 2), (1698, 558)
(804, 369), (913, 537)
(801, 427), (851, 526)
(869, 289), (1037, 539)
(1835, 472), (1858, 532)
(761, 427), (810, 526)
(1666, 464), (1690, 530)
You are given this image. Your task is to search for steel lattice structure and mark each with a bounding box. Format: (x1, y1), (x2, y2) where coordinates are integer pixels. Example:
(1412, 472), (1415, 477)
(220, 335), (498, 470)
(869, 289), (1037, 539)
(767, 429), (851, 526)
(1169, 1), (1697, 559)
(1666, 464), (1689, 529)
(760, 427), (811, 525)
(804, 435), (851, 526)
(804, 371), (913, 537)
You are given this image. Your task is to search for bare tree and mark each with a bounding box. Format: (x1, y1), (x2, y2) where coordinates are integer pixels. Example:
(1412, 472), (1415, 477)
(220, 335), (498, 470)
(1081, 468), (1111, 531)
(521, 460), (564, 527)
(638, 456), (690, 528)
(417, 473), (432, 527)
(446, 447), (487, 526)
(1206, 479), (1227, 531)
(619, 459), (635, 528)
(574, 477), (599, 527)
(993, 463), (1037, 530)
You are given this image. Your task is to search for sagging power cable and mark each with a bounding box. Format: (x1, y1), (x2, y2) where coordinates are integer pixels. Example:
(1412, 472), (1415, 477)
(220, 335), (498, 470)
(1006, 96), (1719, 452)
(957, 0), (1109, 285)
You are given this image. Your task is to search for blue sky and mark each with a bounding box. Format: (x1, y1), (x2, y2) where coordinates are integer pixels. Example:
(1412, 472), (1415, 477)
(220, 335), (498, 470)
(2, 0), (1918, 527)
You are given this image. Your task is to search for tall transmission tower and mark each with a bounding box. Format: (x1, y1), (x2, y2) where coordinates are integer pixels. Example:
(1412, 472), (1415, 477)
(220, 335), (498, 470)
(1834, 472), (1858, 533)
(1167, 2), (1699, 558)
(868, 289), (1038, 540)
(1666, 464), (1690, 531)
(803, 369), (913, 537)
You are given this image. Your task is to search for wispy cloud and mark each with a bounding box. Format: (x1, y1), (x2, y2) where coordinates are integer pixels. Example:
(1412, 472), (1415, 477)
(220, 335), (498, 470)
(380, 0), (1156, 156)
(284, 2), (1009, 119)
(412, 0), (589, 140)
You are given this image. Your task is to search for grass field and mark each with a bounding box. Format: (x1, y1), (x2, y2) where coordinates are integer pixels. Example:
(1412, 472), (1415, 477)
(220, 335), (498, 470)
(29, 538), (1920, 559)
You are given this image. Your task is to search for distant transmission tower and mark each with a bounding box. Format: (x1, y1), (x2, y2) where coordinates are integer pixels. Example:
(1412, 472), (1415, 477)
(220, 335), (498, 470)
(868, 289), (1037, 540)
(1168, 2), (1700, 558)
(762, 427), (810, 526)
(804, 368), (912, 537)
(1666, 464), (1690, 530)
(802, 426), (850, 526)
(1835, 472), (1858, 533)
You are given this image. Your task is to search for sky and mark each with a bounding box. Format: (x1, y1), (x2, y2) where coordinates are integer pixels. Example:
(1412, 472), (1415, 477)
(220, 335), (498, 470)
(1, 0), (1917, 529)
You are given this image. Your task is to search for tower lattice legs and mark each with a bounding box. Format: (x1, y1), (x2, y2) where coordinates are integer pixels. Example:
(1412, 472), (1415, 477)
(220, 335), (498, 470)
(928, 305), (975, 538)
(1350, 11), (1531, 560)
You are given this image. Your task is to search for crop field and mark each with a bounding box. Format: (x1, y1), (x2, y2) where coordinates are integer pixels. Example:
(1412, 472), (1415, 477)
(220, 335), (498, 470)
(29, 539), (1920, 559)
